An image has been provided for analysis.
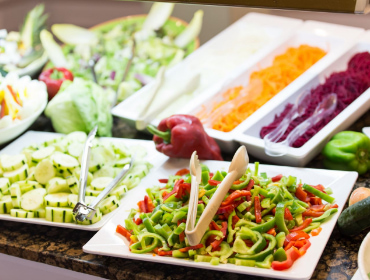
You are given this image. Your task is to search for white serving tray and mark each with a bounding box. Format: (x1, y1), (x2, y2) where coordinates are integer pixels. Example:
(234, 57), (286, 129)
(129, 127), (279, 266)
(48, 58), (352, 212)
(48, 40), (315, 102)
(84, 158), (358, 280)
(111, 13), (303, 128)
(0, 131), (167, 231)
(235, 30), (370, 167)
(185, 20), (365, 152)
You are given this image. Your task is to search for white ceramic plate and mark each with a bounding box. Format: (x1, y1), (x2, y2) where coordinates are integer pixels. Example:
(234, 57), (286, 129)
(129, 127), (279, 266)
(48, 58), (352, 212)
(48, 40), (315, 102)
(84, 158), (358, 279)
(0, 131), (167, 231)
(359, 232), (370, 280)
(234, 28), (370, 167)
(112, 13), (303, 130)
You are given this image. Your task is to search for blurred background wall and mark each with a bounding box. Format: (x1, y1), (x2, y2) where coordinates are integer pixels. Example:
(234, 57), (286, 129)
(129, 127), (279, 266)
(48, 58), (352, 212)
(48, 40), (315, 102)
(1, 0), (370, 44)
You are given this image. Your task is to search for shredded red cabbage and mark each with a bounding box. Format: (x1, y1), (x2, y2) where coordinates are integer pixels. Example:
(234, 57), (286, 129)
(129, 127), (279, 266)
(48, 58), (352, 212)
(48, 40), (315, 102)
(260, 52), (370, 148)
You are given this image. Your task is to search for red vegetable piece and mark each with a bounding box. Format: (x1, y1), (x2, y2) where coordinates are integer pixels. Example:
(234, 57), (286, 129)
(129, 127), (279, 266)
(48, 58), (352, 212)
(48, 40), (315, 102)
(255, 196), (262, 224)
(284, 208), (293, 221)
(158, 250), (173, 256)
(116, 225), (131, 241)
(158, 179), (168, 183)
(284, 231), (310, 246)
(221, 190), (251, 206)
(271, 174), (283, 182)
(208, 180), (221, 186)
(179, 244), (204, 252)
(271, 247), (301, 270)
(210, 221), (227, 250)
(295, 186), (309, 202)
(175, 168), (190, 176)
(216, 204), (235, 215)
(302, 210), (325, 217)
(289, 218), (313, 232)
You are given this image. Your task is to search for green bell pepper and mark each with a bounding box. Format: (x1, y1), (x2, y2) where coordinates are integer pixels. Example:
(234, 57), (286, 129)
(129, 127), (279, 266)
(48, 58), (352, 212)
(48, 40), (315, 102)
(255, 254), (274, 269)
(236, 233), (277, 261)
(273, 247), (287, 261)
(233, 227), (266, 255)
(276, 201), (293, 235)
(251, 217), (276, 233)
(322, 131), (370, 175)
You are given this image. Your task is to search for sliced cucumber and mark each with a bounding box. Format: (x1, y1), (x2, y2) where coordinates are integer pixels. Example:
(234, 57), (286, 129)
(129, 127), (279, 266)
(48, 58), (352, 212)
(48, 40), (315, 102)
(130, 164), (150, 179)
(1, 154), (27, 172)
(112, 143), (130, 157)
(31, 146), (55, 163)
(42, 137), (62, 147)
(108, 184), (128, 198)
(66, 131), (87, 143)
(27, 167), (36, 180)
(33, 208), (46, 218)
(45, 207), (73, 223)
(34, 159), (56, 185)
(66, 176), (79, 194)
(22, 148), (35, 166)
(91, 177), (113, 191)
(10, 209), (34, 218)
(85, 187), (101, 197)
(44, 193), (70, 207)
(93, 166), (115, 179)
(46, 177), (70, 194)
(0, 196), (13, 214)
(17, 181), (42, 194)
(10, 184), (21, 208)
(52, 152), (79, 170)
(3, 164), (29, 184)
(73, 168), (93, 186)
(121, 175), (140, 190)
(114, 157), (131, 168)
(0, 178), (10, 194)
(74, 209), (102, 225)
(67, 194), (95, 208)
(67, 142), (84, 158)
(129, 145), (147, 159)
(21, 188), (47, 211)
(99, 196), (120, 215)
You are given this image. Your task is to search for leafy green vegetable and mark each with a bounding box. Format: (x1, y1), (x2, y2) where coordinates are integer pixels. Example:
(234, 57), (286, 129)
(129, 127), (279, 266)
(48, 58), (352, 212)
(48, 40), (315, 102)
(45, 78), (113, 136)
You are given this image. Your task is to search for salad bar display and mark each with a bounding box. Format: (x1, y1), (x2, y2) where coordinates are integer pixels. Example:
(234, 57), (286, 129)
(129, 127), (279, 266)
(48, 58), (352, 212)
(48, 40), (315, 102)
(1, 2), (370, 280)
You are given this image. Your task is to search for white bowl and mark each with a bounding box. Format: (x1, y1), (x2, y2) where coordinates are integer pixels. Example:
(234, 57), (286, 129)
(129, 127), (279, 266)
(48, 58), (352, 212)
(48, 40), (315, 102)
(359, 231), (370, 280)
(0, 90), (47, 146)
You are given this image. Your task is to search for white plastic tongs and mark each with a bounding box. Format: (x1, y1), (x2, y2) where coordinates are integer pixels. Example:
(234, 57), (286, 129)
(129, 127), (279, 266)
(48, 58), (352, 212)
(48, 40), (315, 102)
(73, 125), (134, 222)
(185, 146), (249, 246)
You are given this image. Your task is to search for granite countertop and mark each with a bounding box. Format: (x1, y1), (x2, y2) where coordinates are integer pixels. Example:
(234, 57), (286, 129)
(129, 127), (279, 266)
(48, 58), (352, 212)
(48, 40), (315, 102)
(0, 113), (370, 280)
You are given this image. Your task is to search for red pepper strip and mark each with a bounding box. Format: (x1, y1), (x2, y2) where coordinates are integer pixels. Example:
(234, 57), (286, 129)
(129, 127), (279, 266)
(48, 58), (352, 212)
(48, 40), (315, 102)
(244, 239), (254, 247)
(0, 100), (5, 118)
(245, 179), (255, 191)
(233, 180), (245, 185)
(209, 173), (214, 178)
(144, 195), (155, 212)
(255, 196), (262, 224)
(272, 208), (276, 215)
(295, 186), (309, 202)
(267, 228), (276, 236)
(309, 197), (322, 205)
(134, 218), (142, 225)
(221, 190), (251, 206)
(198, 200), (204, 204)
(271, 174), (283, 182)
(175, 183), (191, 199)
(163, 179), (184, 201)
(330, 204), (338, 209)
(311, 184), (326, 192)
(293, 240), (306, 248)
(285, 208), (294, 221)
(208, 180), (221, 186)
(179, 244), (204, 252)
(284, 241), (295, 251)
(210, 222), (228, 250)
(309, 205), (326, 212)
(7, 85), (22, 106)
(232, 215), (240, 229)
(216, 204), (235, 214)
(158, 179), (168, 183)
(284, 231), (310, 246)
(116, 225), (131, 241)
(153, 247), (159, 254)
(289, 218), (313, 232)
(175, 168), (190, 176)
(298, 239), (311, 256)
(311, 227), (322, 236)
(271, 247), (301, 271)
(137, 200), (147, 213)
(302, 210), (325, 217)
(210, 221), (221, 231)
(162, 191), (168, 198)
(158, 250), (173, 256)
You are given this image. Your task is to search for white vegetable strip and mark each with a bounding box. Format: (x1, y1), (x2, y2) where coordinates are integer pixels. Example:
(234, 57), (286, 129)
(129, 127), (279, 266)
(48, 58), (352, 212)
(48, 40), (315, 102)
(142, 3), (175, 31)
(40, 30), (67, 67)
(175, 10), (203, 48)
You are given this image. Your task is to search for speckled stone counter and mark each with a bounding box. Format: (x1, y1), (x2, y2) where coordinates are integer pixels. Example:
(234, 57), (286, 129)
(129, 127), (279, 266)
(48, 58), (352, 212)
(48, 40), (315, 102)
(0, 113), (370, 280)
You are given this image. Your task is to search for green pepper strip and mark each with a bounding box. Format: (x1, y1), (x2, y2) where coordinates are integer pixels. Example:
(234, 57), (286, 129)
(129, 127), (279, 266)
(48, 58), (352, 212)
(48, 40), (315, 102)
(276, 201), (293, 235)
(302, 184), (335, 203)
(173, 250), (189, 258)
(230, 174), (251, 190)
(233, 227), (266, 255)
(255, 254), (274, 269)
(282, 186), (294, 200)
(195, 255), (213, 262)
(236, 233), (277, 262)
(261, 203), (276, 217)
(276, 232), (286, 248)
(205, 188), (216, 196)
(161, 205), (174, 212)
(251, 217), (276, 233)
(174, 222), (186, 235)
(130, 239), (159, 254)
(125, 219), (140, 235)
(211, 170), (224, 181)
(235, 219), (257, 228)
(273, 247), (287, 262)
(237, 201), (251, 212)
(296, 200), (309, 208)
(270, 188), (283, 204)
(150, 210), (163, 223)
(202, 195), (210, 205)
(303, 222), (321, 233)
(254, 162), (259, 176)
(201, 171), (210, 185)
(244, 212), (256, 221)
(207, 241), (234, 263)
(172, 211), (186, 223)
(143, 218), (156, 233)
(227, 210), (237, 243)
(312, 208), (338, 223)
(200, 230), (224, 254)
(259, 188), (270, 198)
(161, 213), (173, 224)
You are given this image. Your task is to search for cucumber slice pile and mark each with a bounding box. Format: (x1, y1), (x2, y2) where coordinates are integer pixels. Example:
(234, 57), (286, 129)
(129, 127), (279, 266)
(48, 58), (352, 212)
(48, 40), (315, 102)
(0, 131), (152, 225)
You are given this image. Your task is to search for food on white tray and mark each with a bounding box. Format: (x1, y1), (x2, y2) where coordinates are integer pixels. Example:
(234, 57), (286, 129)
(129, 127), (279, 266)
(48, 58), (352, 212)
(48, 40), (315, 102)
(0, 132), (152, 225)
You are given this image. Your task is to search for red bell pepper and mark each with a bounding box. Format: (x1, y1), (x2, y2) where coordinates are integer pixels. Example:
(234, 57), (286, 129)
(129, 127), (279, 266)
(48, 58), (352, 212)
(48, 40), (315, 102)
(309, 197), (322, 205)
(289, 218), (313, 232)
(209, 220), (221, 231)
(216, 204), (235, 215)
(138, 195), (155, 213)
(179, 244), (204, 252)
(298, 239), (311, 256)
(267, 228), (276, 236)
(208, 180), (221, 186)
(116, 225), (131, 241)
(175, 168), (190, 176)
(134, 217), (142, 225)
(39, 67), (74, 100)
(158, 179), (168, 184)
(284, 208), (294, 221)
(158, 250), (173, 256)
(232, 215), (240, 229)
(210, 221), (227, 250)
(255, 196), (262, 224)
(295, 186), (309, 202)
(147, 115), (223, 160)
(284, 231), (310, 246)
(302, 210), (325, 217)
(311, 227), (322, 236)
(309, 205), (326, 212)
(163, 179), (184, 201)
(271, 247), (301, 271)
(271, 174), (283, 182)
(221, 190), (251, 206)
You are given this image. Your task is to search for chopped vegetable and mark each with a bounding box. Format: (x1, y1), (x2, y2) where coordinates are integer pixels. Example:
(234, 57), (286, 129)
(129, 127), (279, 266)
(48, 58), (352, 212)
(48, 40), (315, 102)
(39, 67), (74, 100)
(349, 187), (370, 206)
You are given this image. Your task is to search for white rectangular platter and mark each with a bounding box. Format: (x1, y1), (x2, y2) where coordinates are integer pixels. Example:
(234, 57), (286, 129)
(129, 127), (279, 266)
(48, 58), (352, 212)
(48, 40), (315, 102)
(186, 20), (365, 152)
(83, 158), (358, 280)
(111, 13), (303, 129)
(0, 131), (167, 231)
(235, 29), (370, 167)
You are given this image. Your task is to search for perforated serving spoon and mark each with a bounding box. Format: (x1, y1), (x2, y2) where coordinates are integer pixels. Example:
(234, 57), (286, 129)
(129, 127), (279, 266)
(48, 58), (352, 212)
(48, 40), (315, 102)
(185, 146), (249, 246)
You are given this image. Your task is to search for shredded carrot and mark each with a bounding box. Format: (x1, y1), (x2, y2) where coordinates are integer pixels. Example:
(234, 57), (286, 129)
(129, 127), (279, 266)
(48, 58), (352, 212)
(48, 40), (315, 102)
(198, 45), (326, 132)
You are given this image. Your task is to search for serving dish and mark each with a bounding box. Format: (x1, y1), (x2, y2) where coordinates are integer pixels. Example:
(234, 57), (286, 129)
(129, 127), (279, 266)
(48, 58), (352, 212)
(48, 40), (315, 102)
(358, 231), (370, 280)
(84, 158), (357, 279)
(0, 131), (166, 231)
(111, 13), (303, 129)
(234, 28), (370, 167)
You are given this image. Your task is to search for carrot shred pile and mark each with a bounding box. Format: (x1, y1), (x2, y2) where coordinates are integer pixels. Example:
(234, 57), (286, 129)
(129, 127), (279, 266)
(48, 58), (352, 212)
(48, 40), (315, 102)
(197, 45), (326, 132)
